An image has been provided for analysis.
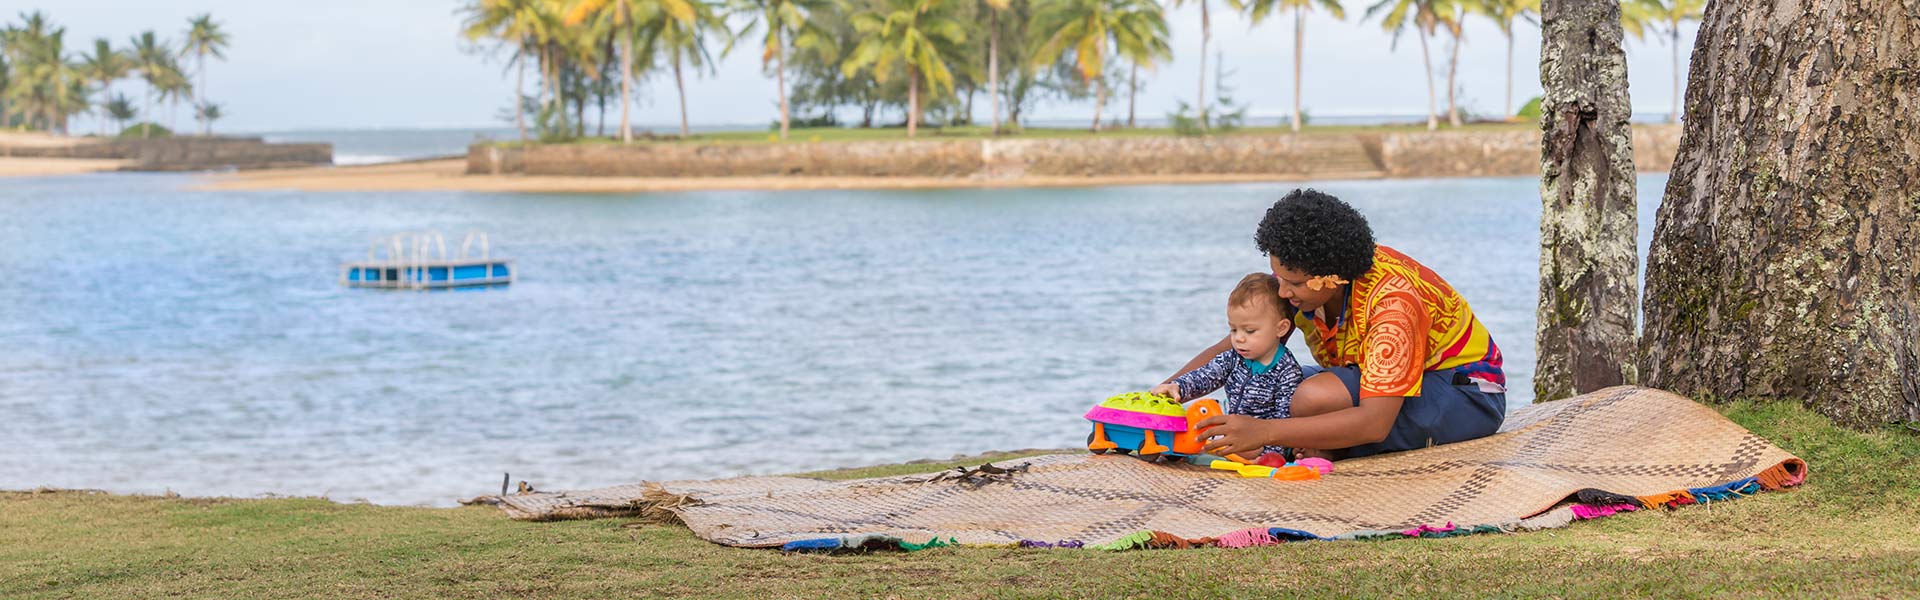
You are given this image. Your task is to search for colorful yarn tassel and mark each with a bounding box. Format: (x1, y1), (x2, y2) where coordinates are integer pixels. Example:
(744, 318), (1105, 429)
(1215, 527), (1278, 548)
(1756, 461), (1807, 490)
(1092, 531), (1157, 551)
(900, 536), (959, 552)
(1635, 490), (1697, 509)
(1569, 503), (1639, 520)
(1688, 478), (1761, 503)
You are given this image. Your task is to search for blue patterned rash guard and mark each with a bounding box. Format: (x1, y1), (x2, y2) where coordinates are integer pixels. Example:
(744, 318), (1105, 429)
(1171, 348), (1305, 456)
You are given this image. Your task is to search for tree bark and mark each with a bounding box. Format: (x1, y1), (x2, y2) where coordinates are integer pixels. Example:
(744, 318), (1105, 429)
(1535, 0), (1640, 402)
(1642, 0), (1920, 426)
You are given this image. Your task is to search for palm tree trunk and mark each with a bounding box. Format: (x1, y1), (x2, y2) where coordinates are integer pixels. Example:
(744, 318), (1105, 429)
(1505, 27), (1515, 119)
(1447, 27), (1462, 127)
(1292, 5), (1304, 132)
(1091, 79), (1104, 132)
(776, 27), (790, 141)
(198, 52), (208, 136)
(1670, 28), (1681, 123)
(988, 11), (1001, 135)
(620, 25), (634, 143)
(1418, 26), (1437, 131)
(142, 86), (153, 138)
(674, 53), (689, 138)
(1198, 0), (1210, 129)
(515, 50), (528, 143)
(1127, 62), (1138, 128)
(907, 67), (920, 138)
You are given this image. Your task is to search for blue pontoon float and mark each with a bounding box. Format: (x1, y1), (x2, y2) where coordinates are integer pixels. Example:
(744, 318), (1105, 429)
(340, 230), (514, 290)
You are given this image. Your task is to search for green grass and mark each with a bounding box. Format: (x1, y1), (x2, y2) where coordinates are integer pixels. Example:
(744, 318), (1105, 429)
(4, 402), (1916, 599)
(504, 121), (1542, 147)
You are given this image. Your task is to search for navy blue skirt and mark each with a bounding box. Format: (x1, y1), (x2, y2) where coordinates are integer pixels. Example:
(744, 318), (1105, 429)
(1301, 365), (1507, 459)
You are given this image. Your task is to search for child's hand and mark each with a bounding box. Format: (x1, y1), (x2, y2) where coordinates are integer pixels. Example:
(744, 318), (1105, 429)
(1149, 383), (1182, 401)
(1194, 414), (1275, 457)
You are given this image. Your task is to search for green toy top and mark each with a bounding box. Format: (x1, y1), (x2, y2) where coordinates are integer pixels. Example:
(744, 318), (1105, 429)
(1096, 391), (1185, 417)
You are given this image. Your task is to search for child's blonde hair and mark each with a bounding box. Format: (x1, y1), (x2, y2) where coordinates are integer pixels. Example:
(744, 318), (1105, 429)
(1228, 273), (1283, 312)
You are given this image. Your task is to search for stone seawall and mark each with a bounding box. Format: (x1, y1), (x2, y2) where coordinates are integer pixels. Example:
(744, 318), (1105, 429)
(0, 136), (332, 171)
(467, 125), (1683, 180)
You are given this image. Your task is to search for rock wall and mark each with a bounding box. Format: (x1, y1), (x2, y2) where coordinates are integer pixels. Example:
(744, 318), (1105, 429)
(467, 125), (1685, 180)
(0, 136), (332, 170)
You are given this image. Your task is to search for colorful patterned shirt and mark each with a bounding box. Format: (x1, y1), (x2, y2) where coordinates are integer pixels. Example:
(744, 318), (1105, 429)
(1172, 347), (1304, 457)
(1293, 245), (1505, 398)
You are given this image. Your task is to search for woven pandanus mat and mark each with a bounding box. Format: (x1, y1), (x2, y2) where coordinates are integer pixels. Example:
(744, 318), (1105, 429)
(474, 386), (1806, 547)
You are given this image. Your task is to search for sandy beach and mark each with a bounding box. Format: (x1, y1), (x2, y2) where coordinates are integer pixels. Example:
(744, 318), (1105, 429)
(0, 157), (131, 177)
(194, 158), (1383, 193)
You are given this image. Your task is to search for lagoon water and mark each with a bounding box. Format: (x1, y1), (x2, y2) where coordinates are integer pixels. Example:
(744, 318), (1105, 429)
(0, 172), (1665, 505)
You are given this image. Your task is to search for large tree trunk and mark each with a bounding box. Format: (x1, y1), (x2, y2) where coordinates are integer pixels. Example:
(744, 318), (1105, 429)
(1642, 0), (1920, 426)
(199, 53), (209, 136)
(989, 11), (1000, 134)
(1534, 0), (1640, 402)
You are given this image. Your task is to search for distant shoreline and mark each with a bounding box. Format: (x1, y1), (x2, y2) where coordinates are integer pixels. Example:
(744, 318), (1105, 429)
(191, 158), (1382, 193)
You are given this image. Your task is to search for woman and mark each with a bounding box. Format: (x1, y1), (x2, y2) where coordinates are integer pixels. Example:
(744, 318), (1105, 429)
(1174, 189), (1507, 460)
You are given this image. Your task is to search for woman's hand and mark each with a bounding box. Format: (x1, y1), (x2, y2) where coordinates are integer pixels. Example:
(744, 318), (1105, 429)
(1194, 414), (1275, 457)
(1149, 383), (1182, 401)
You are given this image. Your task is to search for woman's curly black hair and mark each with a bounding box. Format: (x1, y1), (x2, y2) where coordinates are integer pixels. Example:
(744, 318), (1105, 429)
(1255, 189), (1376, 281)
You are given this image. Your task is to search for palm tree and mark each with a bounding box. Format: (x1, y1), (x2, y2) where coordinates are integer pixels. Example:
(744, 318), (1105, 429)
(153, 57), (191, 133)
(1470, 0), (1537, 120)
(1622, 0), (1703, 123)
(194, 101), (223, 132)
(104, 92), (135, 133)
(461, 0), (554, 144)
(1167, 0), (1213, 127)
(636, 0), (726, 139)
(1232, 0), (1344, 132)
(563, 0), (645, 143)
(128, 31), (168, 137)
(980, 0), (1011, 134)
(1366, 0), (1443, 131)
(0, 57), (11, 129)
(181, 14), (230, 136)
(80, 38), (132, 136)
(1437, 0), (1464, 126)
(6, 13), (87, 134)
(1030, 0), (1169, 132)
(730, 0), (831, 141)
(841, 0), (968, 138)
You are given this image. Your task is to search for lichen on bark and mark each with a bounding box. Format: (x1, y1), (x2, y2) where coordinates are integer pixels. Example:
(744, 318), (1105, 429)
(1535, 0), (1640, 402)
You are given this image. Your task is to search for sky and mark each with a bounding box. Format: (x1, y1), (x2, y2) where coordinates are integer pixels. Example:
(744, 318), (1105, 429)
(17, 0), (1700, 133)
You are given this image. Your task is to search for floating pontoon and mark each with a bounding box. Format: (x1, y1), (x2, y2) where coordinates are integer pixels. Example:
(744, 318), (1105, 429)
(340, 230), (514, 290)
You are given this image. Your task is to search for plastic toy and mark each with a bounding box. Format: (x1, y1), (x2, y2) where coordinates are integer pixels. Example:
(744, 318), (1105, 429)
(1208, 460), (1321, 480)
(1084, 392), (1234, 463)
